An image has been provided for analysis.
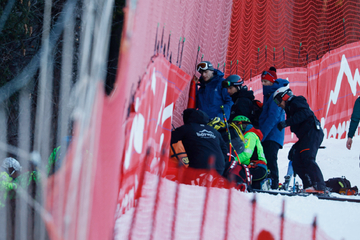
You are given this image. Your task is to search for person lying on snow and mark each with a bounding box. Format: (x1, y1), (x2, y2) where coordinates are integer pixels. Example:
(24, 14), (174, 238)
(230, 115), (268, 189)
(171, 108), (228, 175)
(274, 86), (326, 193)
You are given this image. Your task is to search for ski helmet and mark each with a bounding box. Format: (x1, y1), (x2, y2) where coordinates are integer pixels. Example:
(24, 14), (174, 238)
(232, 115), (251, 124)
(2, 157), (22, 177)
(273, 85), (293, 105)
(196, 61), (214, 72)
(222, 75), (244, 88)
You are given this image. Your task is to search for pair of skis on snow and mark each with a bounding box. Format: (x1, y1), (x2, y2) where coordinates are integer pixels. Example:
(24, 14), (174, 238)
(254, 161), (360, 203)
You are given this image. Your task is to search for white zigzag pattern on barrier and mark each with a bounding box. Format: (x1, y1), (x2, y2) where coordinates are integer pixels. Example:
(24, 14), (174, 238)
(325, 54), (360, 119)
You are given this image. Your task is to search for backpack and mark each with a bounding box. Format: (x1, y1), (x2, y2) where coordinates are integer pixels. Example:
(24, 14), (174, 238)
(250, 100), (263, 128)
(325, 177), (358, 195)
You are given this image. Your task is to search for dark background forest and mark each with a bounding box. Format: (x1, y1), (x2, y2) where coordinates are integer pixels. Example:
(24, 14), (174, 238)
(0, 0), (126, 152)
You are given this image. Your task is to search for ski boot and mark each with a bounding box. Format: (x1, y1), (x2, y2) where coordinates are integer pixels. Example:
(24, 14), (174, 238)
(280, 175), (291, 191)
(260, 178), (272, 191)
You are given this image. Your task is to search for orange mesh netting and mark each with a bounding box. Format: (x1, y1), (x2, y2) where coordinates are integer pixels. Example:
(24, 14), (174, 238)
(225, 0), (360, 79)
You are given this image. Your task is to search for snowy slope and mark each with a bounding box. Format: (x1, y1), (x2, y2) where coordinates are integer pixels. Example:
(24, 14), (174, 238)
(252, 137), (360, 240)
(114, 138), (360, 240)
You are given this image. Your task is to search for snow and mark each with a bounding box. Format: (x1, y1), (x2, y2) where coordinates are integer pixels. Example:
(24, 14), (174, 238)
(251, 137), (360, 240)
(115, 137), (360, 240)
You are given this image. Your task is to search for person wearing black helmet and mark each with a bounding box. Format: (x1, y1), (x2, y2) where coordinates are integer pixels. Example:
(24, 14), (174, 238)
(273, 86), (326, 193)
(222, 75), (261, 128)
(196, 61), (233, 120)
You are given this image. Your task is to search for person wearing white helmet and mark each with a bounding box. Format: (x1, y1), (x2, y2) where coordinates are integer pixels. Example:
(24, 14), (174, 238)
(273, 86), (326, 193)
(1, 157), (22, 179)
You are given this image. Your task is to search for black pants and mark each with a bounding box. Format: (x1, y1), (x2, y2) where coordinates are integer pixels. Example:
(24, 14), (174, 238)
(290, 127), (325, 190)
(262, 140), (281, 189)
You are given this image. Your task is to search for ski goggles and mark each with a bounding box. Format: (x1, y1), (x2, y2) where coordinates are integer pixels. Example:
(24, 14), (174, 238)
(197, 62), (212, 72)
(221, 80), (244, 88)
(273, 94), (283, 105)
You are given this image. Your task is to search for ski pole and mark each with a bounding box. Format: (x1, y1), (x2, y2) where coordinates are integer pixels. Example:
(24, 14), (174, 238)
(221, 105), (240, 163)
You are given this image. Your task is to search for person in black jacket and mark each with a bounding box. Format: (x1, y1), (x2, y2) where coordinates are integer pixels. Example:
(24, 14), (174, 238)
(222, 75), (259, 127)
(274, 86), (326, 192)
(171, 108), (228, 175)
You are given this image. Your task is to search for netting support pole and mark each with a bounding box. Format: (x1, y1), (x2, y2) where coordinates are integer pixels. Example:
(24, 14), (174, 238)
(166, 31), (171, 60)
(170, 165), (184, 240)
(265, 45), (267, 62)
(236, 60), (238, 75)
(200, 156), (215, 240)
(283, 47), (285, 68)
(149, 149), (166, 240)
(176, 37), (181, 67)
(160, 24), (164, 55)
(312, 216), (317, 240)
(250, 194), (256, 240)
(280, 199), (285, 240)
(194, 46), (200, 72)
(128, 148), (151, 240)
(224, 175), (235, 240)
(154, 23), (159, 55)
(179, 38), (185, 68)
(273, 47), (275, 66)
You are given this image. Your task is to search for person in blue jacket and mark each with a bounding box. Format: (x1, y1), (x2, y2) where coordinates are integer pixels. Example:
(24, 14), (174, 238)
(258, 67), (289, 189)
(196, 61), (233, 120)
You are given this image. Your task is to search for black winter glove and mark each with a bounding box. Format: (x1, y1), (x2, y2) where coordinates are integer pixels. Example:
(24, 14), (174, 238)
(277, 121), (287, 131)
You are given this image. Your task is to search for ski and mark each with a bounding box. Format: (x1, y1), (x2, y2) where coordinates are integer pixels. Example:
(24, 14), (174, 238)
(253, 189), (360, 203)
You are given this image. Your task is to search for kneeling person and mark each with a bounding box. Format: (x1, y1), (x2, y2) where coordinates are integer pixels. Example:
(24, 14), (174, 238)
(171, 109), (228, 175)
(232, 115), (268, 189)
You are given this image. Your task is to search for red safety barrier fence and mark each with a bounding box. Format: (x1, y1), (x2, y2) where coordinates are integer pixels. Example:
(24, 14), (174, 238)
(112, 55), (335, 240)
(45, 0), (360, 239)
(226, 0), (360, 80)
(247, 40), (360, 144)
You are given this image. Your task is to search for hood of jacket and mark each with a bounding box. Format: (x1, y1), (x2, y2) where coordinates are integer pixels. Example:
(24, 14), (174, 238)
(198, 69), (224, 87)
(231, 87), (255, 102)
(244, 124), (263, 141)
(183, 108), (210, 125)
(263, 78), (289, 97)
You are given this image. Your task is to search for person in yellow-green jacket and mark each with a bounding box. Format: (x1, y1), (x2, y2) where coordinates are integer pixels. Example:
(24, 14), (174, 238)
(0, 157), (22, 207)
(232, 115), (268, 189)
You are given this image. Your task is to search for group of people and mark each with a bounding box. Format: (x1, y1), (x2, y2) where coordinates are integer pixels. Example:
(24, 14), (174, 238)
(171, 61), (327, 192)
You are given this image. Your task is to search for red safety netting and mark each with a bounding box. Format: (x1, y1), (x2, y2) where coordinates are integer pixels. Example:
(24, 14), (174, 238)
(113, 170), (332, 240)
(118, 0), (233, 128)
(226, 0), (360, 80)
(44, 0), (360, 239)
(246, 41), (360, 144)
